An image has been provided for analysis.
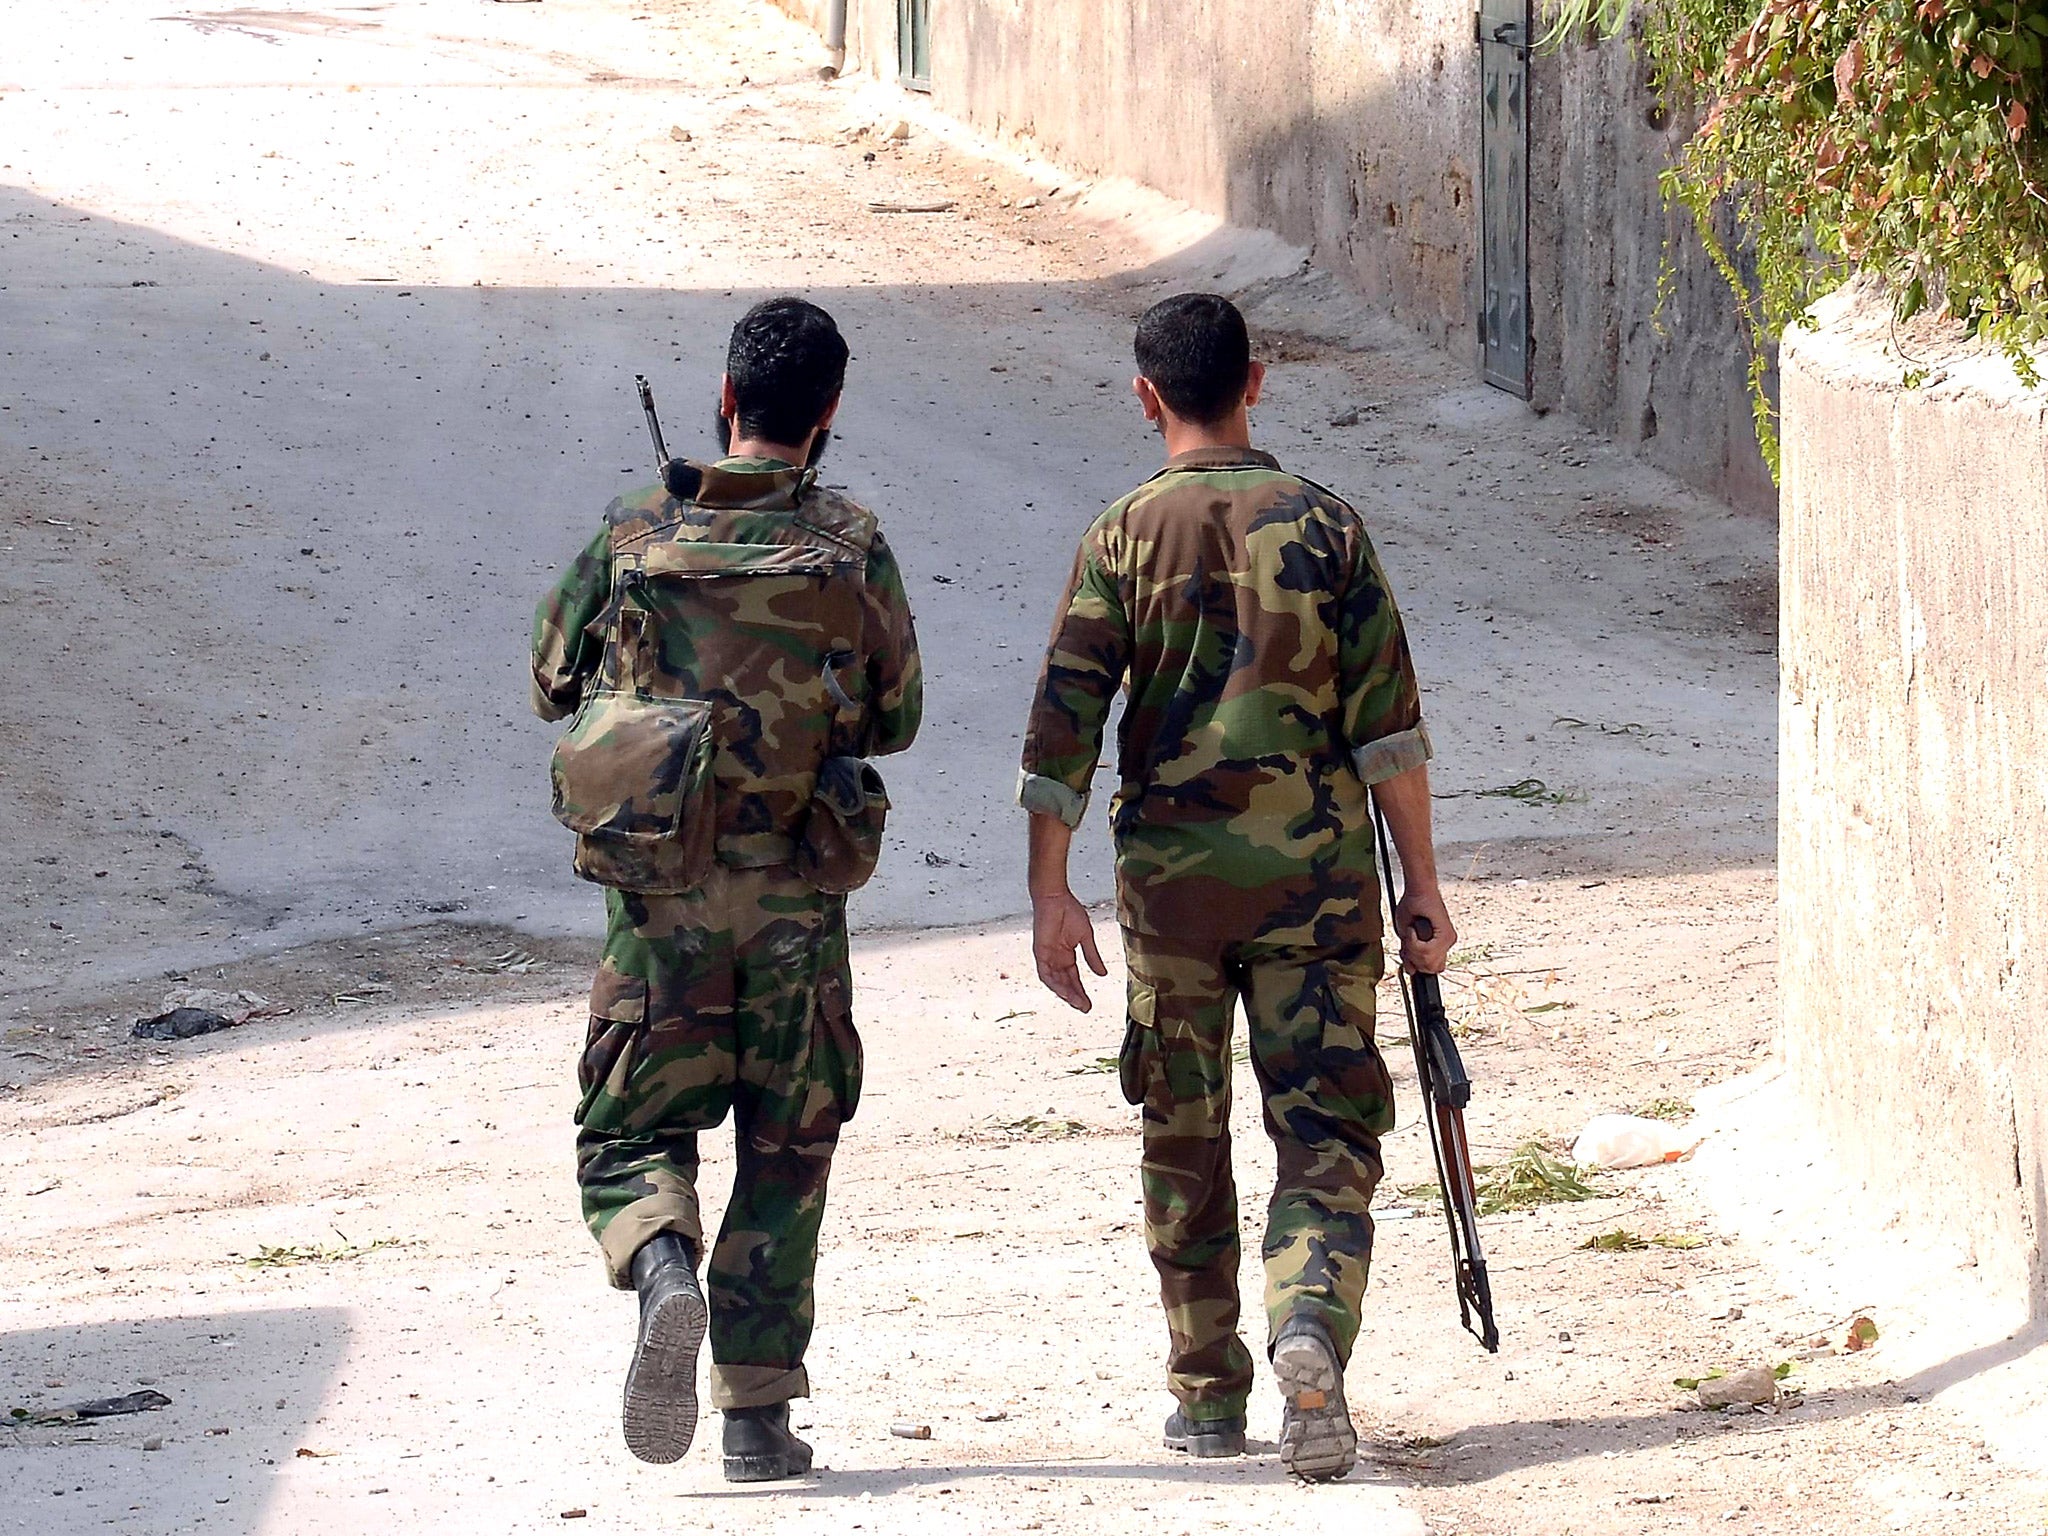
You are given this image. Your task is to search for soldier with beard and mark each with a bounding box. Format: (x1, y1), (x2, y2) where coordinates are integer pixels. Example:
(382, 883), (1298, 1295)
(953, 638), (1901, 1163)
(532, 297), (921, 1480)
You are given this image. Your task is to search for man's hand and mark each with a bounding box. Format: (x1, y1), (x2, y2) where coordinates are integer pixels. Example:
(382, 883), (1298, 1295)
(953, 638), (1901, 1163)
(1032, 890), (1107, 1012)
(1392, 885), (1457, 975)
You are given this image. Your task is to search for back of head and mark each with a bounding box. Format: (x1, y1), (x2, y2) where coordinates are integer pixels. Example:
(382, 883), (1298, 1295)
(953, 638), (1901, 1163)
(726, 297), (850, 445)
(1133, 293), (1251, 425)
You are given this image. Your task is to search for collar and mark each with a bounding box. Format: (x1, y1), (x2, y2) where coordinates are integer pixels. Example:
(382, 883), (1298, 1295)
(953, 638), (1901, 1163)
(675, 456), (814, 510)
(1162, 445), (1282, 471)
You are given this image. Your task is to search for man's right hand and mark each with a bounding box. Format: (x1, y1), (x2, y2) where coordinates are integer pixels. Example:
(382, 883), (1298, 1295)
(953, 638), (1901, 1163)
(1393, 885), (1457, 975)
(1032, 890), (1107, 1012)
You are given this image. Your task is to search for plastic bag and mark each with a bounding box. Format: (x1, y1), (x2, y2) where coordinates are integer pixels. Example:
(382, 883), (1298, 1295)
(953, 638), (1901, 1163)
(1571, 1113), (1702, 1170)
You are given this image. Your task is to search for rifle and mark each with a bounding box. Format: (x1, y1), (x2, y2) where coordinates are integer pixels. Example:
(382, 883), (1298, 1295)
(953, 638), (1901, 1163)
(1374, 806), (1500, 1353)
(634, 374), (670, 471)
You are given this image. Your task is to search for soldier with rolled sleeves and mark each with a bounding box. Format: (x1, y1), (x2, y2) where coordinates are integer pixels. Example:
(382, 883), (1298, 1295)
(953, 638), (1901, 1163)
(532, 297), (921, 1480)
(1017, 293), (1454, 1481)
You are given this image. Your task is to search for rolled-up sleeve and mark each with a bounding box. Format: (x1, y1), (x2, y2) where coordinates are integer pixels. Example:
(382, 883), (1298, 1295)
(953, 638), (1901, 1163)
(1018, 529), (1128, 827)
(1338, 522), (1432, 785)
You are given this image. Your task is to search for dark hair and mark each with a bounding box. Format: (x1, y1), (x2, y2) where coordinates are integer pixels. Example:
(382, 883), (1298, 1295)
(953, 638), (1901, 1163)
(726, 297), (850, 445)
(1133, 293), (1252, 424)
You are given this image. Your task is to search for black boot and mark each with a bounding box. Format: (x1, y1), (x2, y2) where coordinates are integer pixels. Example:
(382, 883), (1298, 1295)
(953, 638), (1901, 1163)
(1163, 1407), (1247, 1458)
(722, 1402), (814, 1483)
(1272, 1314), (1357, 1481)
(621, 1232), (707, 1465)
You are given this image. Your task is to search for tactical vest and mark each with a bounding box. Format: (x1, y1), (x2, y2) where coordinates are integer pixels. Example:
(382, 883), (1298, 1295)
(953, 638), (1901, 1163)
(549, 460), (890, 895)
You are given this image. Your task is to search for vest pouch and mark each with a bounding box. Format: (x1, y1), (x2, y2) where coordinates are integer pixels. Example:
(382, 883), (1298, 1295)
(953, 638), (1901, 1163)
(550, 690), (717, 894)
(794, 756), (889, 894)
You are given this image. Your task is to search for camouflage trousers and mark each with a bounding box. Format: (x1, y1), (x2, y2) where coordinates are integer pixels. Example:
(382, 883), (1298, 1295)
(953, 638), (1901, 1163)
(1118, 927), (1394, 1422)
(575, 865), (862, 1411)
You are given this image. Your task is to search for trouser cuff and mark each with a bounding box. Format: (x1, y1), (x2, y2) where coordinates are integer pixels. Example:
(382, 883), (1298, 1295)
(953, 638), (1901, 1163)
(711, 1363), (810, 1410)
(1179, 1397), (1250, 1422)
(598, 1194), (703, 1290)
(1268, 1302), (1357, 1367)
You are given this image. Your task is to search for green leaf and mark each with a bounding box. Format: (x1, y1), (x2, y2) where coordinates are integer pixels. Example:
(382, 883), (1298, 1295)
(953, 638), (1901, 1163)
(1579, 1228), (1650, 1251)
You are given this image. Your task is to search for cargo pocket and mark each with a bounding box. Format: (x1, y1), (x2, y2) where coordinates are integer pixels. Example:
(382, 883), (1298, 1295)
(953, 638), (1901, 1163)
(794, 756), (890, 895)
(575, 969), (650, 1131)
(792, 963), (863, 1144)
(1317, 951), (1397, 1137)
(550, 690), (717, 895)
(1118, 979), (1158, 1107)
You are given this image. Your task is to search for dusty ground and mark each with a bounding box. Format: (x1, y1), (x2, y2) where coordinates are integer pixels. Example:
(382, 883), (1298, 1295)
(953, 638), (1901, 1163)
(3, 2), (2041, 1534)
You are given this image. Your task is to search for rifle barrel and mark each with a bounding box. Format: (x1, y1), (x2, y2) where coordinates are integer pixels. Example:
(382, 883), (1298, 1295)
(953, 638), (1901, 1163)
(634, 373), (670, 470)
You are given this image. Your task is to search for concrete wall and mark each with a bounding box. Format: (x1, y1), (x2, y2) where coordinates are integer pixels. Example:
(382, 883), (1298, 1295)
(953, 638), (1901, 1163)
(1531, 26), (1774, 510)
(1779, 286), (2048, 1306)
(782, 0), (1772, 510)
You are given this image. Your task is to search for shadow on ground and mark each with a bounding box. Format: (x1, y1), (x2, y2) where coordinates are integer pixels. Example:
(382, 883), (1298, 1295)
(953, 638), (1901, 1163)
(0, 1307), (349, 1532)
(0, 175), (1776, 1020)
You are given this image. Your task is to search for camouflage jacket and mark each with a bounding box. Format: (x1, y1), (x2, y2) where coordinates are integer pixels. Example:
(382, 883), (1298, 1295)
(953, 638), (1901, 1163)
(533, 457), (922, 870)
(1018, 446), (1430, 942)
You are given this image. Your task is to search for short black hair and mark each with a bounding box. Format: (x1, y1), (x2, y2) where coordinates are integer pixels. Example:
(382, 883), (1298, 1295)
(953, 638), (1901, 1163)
(726, 297), (849, 445)
(1133, 293), (1252, 424)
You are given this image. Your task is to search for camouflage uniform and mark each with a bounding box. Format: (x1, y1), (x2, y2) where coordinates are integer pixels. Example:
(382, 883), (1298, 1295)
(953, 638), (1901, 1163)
(1018, 446), (1430, 1423)
(534, 456), (920, 1411)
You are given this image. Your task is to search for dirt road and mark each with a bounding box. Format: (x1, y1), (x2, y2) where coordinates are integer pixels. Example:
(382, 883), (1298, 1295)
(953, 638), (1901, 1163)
(4, 2), (2039, 1533)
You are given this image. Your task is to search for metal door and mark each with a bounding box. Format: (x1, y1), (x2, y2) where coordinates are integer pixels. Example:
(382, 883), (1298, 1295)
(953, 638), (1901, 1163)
(1477, 0), (1531, 397)
(898, 0), (931, 91)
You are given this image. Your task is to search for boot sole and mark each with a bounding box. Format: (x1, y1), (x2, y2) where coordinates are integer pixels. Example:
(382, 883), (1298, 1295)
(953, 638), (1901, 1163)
(1165, 1430), (1247, 1458)
(1273, 1331), (1357, 1482)
(621, 1285), (707, 1465)
(722, 1445), (815, 1483)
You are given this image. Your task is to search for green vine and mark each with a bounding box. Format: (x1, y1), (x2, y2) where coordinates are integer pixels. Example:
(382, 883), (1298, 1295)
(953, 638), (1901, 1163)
(1545, 0), (2048, 474)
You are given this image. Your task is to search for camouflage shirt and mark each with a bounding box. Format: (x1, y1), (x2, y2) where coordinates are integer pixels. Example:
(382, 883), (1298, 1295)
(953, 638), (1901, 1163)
(1018, 447), (1430, 942)
(533, 456), (922, 868)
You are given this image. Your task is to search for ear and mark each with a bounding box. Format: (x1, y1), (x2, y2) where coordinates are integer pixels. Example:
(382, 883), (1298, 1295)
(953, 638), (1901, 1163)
(1133, 375), (1166, 425)
(816, 390), (843, 432)
(1242, 360), (1267, 410)
(719, 373), (739, 421)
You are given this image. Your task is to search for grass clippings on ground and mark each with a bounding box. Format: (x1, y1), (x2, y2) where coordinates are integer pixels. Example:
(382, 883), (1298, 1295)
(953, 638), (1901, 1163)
(1636, 1095), (1693, 1122)
(1401, 1141), (1609, 1216)
(1476, 1141), (1605, 1214)
(1476, 778), (1584, 806)
(1578, 1229), (1709, 1253)
(244, 1237), (403, 1269)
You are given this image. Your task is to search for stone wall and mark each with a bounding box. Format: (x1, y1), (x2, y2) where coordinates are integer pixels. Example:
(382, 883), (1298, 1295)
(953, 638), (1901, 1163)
(778, 0), (1772, 510)
(1779, 286), (2048, 1305)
